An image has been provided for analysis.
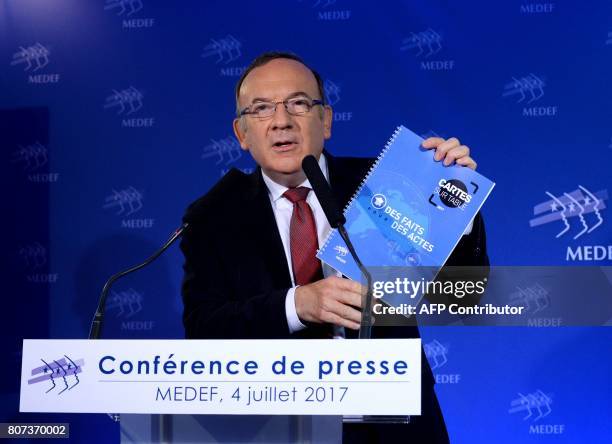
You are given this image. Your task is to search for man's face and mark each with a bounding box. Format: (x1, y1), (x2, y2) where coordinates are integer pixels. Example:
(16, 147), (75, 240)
(233, 58), (333, 186)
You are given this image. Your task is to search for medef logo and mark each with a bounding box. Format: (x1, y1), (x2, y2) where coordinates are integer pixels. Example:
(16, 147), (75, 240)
(108, 288), (143, 318)
(19, 243), (47, 270)
(103, 187), (155, 229)
(423, 340), (461, 384)
(201, 35), (246, 77)
(510, 284), (561, 327)
(107, 288), (155, 331)
(28, 356), (84, 394)
(104, 0), (154, 29)
(519, 3), (555, 14)
(510, 284), (549, 314)
(333, 245), (348, 257)
(104, 87), (154, 128)
(324, 79), (352, 122)
(429, 179), (476, 211)
(333, 244), (349, 263)
(502, 74), (557, 117)
(530, 186), (609, 262)
(202, 136), (243, 166)
(10, 43), (60, 84)
(509, 390), (565, 435)
(299, 0), (351, 21)
(11, 142), (59, 183)
(400, 29), (454, 71)
(19, 243), (58, 284)
(104, 0), (142, 16)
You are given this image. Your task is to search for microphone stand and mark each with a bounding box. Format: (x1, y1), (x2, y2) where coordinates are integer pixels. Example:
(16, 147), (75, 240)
(336, 225), (373, 339)
(88, 223), (188, 442)
(88, 223), (188, 340)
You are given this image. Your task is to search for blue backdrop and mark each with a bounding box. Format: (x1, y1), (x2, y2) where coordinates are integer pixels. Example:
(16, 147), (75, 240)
(2, 1), (611, 442)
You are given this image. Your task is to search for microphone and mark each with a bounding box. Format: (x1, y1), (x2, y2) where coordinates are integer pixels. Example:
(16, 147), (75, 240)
(302, 155), (373, 339)
(302, 155), (345, 228)
(88, 223), (188, 340)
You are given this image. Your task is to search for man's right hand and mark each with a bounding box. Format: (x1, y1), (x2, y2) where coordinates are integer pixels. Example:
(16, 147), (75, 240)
(294, 276), (364, 330)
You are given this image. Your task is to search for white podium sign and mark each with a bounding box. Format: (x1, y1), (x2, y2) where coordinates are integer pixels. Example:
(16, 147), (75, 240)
(20, 339), (421, 416)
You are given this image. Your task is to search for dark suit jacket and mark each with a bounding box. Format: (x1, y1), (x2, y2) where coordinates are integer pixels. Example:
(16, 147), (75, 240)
(180, 152), (489, 443)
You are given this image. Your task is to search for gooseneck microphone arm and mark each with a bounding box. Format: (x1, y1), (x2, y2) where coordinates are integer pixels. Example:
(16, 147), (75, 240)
(336, 225), (374, 339)
(88, 222), (189, 340)
(302, 155), (374, 339)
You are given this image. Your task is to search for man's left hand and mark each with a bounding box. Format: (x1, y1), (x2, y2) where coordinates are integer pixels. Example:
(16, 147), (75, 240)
(422, 137), (477, 170)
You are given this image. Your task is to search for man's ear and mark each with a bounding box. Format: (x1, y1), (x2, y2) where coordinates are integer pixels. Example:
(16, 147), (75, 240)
(323, 105), (333, 140)
(232, 118), (249, 151)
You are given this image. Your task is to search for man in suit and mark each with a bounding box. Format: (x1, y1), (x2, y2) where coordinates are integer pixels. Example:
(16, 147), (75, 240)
(181, 52), (488, 443)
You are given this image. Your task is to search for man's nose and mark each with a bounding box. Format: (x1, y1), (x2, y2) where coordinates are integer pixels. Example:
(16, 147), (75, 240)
(270, 102), (293, 129)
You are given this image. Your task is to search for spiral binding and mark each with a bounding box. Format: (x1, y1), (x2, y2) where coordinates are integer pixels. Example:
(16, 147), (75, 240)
(318, 125), (405, 255)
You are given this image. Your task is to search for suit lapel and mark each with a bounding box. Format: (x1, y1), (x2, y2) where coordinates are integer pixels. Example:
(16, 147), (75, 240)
(326, 150), (371, 208)
(245, 167), (293, 289)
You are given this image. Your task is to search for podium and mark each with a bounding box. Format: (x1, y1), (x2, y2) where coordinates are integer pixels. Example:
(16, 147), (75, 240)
(20, 339), (420, 444)
(119, 414), (341, 443)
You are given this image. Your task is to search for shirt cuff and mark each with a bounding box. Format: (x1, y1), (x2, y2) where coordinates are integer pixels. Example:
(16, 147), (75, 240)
(463, 219), (474, 236)
(285, 287), (307, 333)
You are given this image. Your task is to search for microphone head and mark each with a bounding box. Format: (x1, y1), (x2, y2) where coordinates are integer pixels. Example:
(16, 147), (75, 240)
(301, 154), (320, 179)
(302, 155), (346, 228)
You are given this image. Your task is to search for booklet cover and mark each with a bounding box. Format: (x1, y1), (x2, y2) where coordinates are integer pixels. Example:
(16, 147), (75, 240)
(317, 125), (495, 281)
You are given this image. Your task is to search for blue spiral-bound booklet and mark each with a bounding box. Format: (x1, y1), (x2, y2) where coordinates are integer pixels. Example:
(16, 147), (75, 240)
(317, 125), (495, 281)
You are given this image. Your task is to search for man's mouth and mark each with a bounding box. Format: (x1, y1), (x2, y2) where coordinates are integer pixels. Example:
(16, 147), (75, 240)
(272, 141), (297, 151)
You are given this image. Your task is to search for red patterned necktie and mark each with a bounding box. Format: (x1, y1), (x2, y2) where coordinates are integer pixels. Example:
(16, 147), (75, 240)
(283, 187), (323, 286)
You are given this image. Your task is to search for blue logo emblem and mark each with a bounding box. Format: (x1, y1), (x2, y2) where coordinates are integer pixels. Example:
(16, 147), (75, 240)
(529, 186), (607, 240)
(424, 339), (448, 370)
(401, 29), (443, 58)
(28, 356), (84, 394)
(201, 35), (242, 64)
(508, 390), (553, 421)
(104, 87), (144, 115)
(502, 74), (545, 104)
(10, 43), (50, 72)
(103, 186), (144, 216)
(371, 194), (387, 210)
(324, 79), (341, 105)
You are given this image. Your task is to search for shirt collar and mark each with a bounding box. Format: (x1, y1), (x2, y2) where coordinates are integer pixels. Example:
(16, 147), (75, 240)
(261, 153), (329, 203)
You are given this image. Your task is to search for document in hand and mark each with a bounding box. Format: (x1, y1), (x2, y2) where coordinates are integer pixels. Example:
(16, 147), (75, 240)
(317, 125), (495, 281)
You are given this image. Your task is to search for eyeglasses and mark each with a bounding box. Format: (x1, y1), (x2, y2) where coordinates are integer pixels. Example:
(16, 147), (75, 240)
(239, 97), (324, 119)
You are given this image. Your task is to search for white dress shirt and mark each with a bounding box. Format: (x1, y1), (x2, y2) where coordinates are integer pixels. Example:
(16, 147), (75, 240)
(260, 153), (474, 334)
(261, 154), (335, 333)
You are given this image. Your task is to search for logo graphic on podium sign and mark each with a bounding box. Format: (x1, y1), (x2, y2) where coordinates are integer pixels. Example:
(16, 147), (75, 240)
(28, 356), (84, 394)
